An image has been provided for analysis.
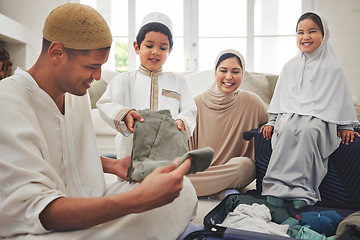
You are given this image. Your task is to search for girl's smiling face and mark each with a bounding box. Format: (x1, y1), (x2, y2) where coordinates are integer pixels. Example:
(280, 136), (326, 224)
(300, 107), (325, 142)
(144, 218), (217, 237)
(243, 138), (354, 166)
(134, 31), (171, 72)
(215, 57), (243, 94)
(296, 18), (323, 54)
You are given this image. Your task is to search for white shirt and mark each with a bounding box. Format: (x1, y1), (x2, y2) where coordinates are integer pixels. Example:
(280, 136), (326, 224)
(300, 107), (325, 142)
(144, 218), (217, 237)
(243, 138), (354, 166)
(97, 69), (197, 158)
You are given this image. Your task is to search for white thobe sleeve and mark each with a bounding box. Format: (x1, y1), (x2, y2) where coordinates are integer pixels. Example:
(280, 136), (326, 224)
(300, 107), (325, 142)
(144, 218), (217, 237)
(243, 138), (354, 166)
(96, 74), (131, 136)
(175, 78), (197, 137)
(337, 124), (354, 131)
(266, 113), (278, 126)
(0, 98), (66, 237)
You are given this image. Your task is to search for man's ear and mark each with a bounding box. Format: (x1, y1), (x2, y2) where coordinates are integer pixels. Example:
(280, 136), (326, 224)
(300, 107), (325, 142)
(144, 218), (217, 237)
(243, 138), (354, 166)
(48, 42), (65, 63)
(168, 47), (173, 55)
(133, 41), (140, 54)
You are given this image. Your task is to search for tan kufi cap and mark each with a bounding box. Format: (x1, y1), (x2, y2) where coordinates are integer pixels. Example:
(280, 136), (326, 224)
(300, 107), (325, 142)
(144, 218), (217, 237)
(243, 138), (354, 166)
(43, 3), (112, 50)
(140, 12), (173, 34)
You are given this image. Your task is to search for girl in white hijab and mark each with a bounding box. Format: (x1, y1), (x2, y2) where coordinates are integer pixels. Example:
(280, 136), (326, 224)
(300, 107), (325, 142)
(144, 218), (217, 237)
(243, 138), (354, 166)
(187, 49), (268, 199)
(261, 12), (359, 209)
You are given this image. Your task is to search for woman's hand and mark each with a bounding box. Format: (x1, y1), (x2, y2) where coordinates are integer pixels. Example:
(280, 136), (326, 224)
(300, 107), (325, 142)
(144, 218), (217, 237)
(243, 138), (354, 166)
(260, 125), (274, 140)
(337, 129), (360, 145)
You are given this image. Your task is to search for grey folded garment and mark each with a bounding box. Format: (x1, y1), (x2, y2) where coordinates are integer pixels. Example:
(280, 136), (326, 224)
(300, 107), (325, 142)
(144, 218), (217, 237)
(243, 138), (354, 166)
(128, 109), (213, 182)
(132, 147), (214, 182)
(178, 147), (214, 174)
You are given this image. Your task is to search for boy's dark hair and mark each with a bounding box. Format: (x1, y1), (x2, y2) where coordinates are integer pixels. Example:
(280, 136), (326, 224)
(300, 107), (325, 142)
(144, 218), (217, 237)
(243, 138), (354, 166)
(296, 12), (324, 36)
(215, 53), (243, 71)
(136, 22), (173, 50)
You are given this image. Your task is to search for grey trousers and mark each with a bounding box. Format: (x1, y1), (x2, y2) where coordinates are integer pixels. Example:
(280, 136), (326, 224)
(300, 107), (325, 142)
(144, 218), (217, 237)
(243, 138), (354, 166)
(128, 109), (213, 182)
(128, 109), (189, 182)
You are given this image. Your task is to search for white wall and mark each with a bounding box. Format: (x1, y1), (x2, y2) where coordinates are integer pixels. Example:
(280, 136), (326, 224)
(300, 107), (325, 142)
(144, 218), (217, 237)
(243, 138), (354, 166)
(316, 0), (360, 100)
(0, 0), (69, 68)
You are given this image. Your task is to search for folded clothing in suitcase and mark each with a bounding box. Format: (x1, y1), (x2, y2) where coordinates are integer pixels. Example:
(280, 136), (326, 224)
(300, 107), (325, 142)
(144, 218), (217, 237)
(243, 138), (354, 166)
(184, 193), (359, 240)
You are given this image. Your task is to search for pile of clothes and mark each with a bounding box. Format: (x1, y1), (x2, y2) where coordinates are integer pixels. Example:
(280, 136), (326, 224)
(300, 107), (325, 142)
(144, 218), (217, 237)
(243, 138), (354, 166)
(216, 194), (359, 239)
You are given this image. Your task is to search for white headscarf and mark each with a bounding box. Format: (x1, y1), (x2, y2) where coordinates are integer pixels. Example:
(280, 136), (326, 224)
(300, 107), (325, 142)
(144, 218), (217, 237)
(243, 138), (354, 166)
(199, 49), (246, 110)
(268, 12), (358, 125)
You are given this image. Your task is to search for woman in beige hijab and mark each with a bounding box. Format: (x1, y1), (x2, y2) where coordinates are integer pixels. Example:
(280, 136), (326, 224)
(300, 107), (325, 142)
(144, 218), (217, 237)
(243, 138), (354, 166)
(188, 49), (268, 199)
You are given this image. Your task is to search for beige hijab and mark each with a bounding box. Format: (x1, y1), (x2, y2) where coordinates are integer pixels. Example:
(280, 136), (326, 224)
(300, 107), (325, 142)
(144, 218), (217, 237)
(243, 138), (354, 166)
(199, 49), (246, 110)
(189, 49), (268, 164)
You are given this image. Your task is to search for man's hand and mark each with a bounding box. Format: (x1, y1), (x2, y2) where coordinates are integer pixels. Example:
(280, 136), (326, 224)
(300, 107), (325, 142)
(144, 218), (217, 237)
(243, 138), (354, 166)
(260, 125), (274, 140)
(101, 156), (132, 180)
(338, 129), (360, 145)
(123, 110), (144, 133)
(134, 158), (191, 210)
(39, 157), (192, 231)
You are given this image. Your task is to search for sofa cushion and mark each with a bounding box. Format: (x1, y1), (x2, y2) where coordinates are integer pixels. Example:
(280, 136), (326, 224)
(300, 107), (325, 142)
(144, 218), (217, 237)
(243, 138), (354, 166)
(88, 79), (107, 109)
(184, 70), (214, 97)
(266, 75), (279, 95)
(88, 69), (120, 109)
(240, 72), (273, 107)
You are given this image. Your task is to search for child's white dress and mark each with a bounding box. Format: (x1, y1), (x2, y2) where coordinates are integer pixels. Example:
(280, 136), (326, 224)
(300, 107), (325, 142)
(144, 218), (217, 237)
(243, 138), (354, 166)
(262, 13), (358, 205)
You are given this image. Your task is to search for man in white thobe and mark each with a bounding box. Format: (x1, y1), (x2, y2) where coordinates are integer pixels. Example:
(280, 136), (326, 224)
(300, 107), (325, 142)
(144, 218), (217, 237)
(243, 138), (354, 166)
(0, 3), (197, 240)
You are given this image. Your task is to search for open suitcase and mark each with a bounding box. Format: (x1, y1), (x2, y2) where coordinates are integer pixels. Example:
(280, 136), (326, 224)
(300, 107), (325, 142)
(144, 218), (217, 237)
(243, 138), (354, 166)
(184, 126), (360, 239)
(185, 192), (360, 240)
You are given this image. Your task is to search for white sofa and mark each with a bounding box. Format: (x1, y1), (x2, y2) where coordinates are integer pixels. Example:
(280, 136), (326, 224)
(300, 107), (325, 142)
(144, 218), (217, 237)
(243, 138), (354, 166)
(90, 69), (360, 156)
(89, 69), (281, 155)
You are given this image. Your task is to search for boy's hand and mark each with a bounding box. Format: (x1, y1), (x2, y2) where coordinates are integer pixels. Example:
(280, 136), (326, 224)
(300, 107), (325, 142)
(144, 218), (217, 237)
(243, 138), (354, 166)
(175, 119), (185, 131)
(260, 125), (274, 140)
(338, 129), (360, 145)
(123, 110), (144, 133)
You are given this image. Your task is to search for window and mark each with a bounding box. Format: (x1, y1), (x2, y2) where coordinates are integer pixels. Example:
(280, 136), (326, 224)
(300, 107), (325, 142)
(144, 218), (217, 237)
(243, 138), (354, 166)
(80, 0), (311, 74)
(253, 0), (302, 74)
(198, 0), (247, 71)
